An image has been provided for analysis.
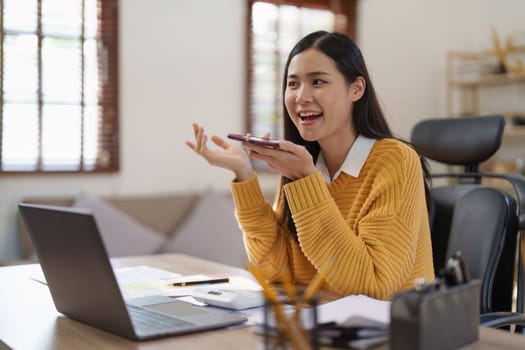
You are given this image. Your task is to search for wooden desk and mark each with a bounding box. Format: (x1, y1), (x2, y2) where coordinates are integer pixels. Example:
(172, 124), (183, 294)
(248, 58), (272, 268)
(0, 253), (524, 350)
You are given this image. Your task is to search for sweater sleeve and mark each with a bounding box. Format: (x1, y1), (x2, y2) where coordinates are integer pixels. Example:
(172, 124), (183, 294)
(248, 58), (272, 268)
(230, 173), (290, 280)
(285, 146), (425, 300)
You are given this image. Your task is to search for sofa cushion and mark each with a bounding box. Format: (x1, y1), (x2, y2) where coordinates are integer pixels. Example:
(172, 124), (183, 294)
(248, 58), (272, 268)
(159, 192), (247, 268)
(73, 193), (165, 257)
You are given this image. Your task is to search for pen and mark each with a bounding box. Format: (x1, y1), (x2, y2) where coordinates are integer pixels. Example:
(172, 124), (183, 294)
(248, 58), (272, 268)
(171, 277), (229, 287)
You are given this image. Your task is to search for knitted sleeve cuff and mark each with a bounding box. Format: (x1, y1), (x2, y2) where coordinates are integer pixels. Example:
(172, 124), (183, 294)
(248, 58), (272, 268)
(231, 172), (267, 210)
(283, 172), (331, 213)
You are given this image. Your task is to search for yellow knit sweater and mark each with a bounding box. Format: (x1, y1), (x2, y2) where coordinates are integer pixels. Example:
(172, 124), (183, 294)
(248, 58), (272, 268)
(231, 138), (434, 300)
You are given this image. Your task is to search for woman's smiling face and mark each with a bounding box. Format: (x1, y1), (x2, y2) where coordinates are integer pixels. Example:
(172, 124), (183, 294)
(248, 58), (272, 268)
(284, 48), (361, 145)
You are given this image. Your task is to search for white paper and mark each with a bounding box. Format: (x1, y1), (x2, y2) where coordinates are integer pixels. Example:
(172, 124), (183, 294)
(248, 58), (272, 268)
(250, 294), (391, 329)
(31, 263), (263, 301)
(115, 265), (181, 283)
(316, 294), (390, 325)
(120, 272), (262, 299)
(112, 265), (183, 299)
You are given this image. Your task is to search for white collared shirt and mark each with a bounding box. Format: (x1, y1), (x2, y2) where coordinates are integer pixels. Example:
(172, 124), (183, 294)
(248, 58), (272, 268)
(316, 135), (376, 183)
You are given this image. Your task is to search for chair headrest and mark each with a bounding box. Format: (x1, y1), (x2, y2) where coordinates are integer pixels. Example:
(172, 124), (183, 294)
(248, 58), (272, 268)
(410, 115), (505, 165)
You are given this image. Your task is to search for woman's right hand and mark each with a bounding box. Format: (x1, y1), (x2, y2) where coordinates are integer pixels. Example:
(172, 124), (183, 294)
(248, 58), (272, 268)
(185, 123), (254, 181)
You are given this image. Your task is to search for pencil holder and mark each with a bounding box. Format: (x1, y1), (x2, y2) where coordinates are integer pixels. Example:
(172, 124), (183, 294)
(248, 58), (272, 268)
(262, 293), (319, 350)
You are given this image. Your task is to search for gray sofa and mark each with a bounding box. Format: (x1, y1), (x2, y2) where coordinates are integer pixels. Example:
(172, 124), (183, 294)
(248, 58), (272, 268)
(16, 191), (255, 268)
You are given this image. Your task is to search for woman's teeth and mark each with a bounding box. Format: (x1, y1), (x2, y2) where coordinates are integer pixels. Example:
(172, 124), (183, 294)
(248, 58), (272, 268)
(299, 112), (322, 121)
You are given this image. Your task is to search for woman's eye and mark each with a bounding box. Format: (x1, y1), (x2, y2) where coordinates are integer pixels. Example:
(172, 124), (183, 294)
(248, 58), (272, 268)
(312, 79), (325, 86)
(287, 81), (298, 88)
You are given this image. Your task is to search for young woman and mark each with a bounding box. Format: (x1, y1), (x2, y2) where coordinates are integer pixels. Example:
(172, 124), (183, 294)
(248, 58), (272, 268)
(186, 31), (434, 300)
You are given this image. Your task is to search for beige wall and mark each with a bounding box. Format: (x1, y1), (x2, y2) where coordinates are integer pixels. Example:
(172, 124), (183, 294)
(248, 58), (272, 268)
(358, 0), (524, 138)
(0, 0), (523, 261)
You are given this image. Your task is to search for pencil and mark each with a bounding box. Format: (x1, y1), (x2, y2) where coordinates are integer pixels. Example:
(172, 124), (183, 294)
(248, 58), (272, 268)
(247, 263), (279, 302)
(248, 263), (309, 349)
(301, 272), (325, 305)
(279, 266), (297, 302)
(301, 256), (334, 304)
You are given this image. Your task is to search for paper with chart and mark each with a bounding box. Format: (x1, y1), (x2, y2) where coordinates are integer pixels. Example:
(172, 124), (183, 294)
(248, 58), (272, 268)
(31, 264), (262, 300)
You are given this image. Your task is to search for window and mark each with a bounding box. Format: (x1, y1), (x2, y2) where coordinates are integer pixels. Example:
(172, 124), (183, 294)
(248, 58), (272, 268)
(247, 0), (356, 138)
(0, 0), (119, 173)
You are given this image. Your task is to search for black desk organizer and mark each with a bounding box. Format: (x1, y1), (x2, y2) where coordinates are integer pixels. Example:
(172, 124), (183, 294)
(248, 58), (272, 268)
(390, 279), (481, 350)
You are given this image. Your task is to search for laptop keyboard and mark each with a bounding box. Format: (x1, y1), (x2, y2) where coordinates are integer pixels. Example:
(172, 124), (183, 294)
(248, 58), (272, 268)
(127, 304), (194, 333)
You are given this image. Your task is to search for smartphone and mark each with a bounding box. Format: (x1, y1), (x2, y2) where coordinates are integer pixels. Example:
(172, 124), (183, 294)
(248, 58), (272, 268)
(227, 133), (280, 148)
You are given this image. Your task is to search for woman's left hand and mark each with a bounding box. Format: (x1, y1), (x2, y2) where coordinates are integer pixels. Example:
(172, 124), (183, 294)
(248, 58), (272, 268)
(244, 140), (317, 180)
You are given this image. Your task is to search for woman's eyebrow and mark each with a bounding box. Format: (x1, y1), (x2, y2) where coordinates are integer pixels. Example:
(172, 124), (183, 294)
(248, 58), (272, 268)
(287, 71), (330, 79)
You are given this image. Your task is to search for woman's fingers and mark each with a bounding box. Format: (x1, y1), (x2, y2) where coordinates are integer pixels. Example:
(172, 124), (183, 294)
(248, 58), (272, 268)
(192, 123), (201, 146)
(186, 123), (201, 152)
(196, 127), (205, 152)
(187, 123), (208, 155)
(185, 140), (196, 151)
(244, 140), (316, 179)
(210, 135), (231, 150)
(276, 140), (299, 153)
(244, 144), (282, 166)
(201, 134), (208, 153)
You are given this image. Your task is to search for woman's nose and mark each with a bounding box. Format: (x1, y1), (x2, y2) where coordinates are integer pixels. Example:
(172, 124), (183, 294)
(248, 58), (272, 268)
(295, 88), (313, 104)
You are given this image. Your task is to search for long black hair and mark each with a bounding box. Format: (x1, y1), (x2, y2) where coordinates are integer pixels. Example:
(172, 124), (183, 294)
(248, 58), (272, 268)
(279, 31), (432, 240)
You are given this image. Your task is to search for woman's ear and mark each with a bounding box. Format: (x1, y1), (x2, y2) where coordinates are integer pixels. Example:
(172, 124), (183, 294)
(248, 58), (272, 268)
(349, 76), (366, 102)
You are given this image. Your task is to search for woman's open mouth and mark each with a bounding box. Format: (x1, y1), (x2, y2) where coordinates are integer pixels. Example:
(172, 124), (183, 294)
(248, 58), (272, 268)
(299, 111), (322, 122)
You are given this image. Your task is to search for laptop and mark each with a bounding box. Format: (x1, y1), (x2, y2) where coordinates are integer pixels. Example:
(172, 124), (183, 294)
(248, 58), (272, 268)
(18, 203), (247, 340)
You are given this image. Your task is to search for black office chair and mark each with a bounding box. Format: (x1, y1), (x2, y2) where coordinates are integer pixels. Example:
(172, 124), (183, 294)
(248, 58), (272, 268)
(410, 115), (525, 330)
